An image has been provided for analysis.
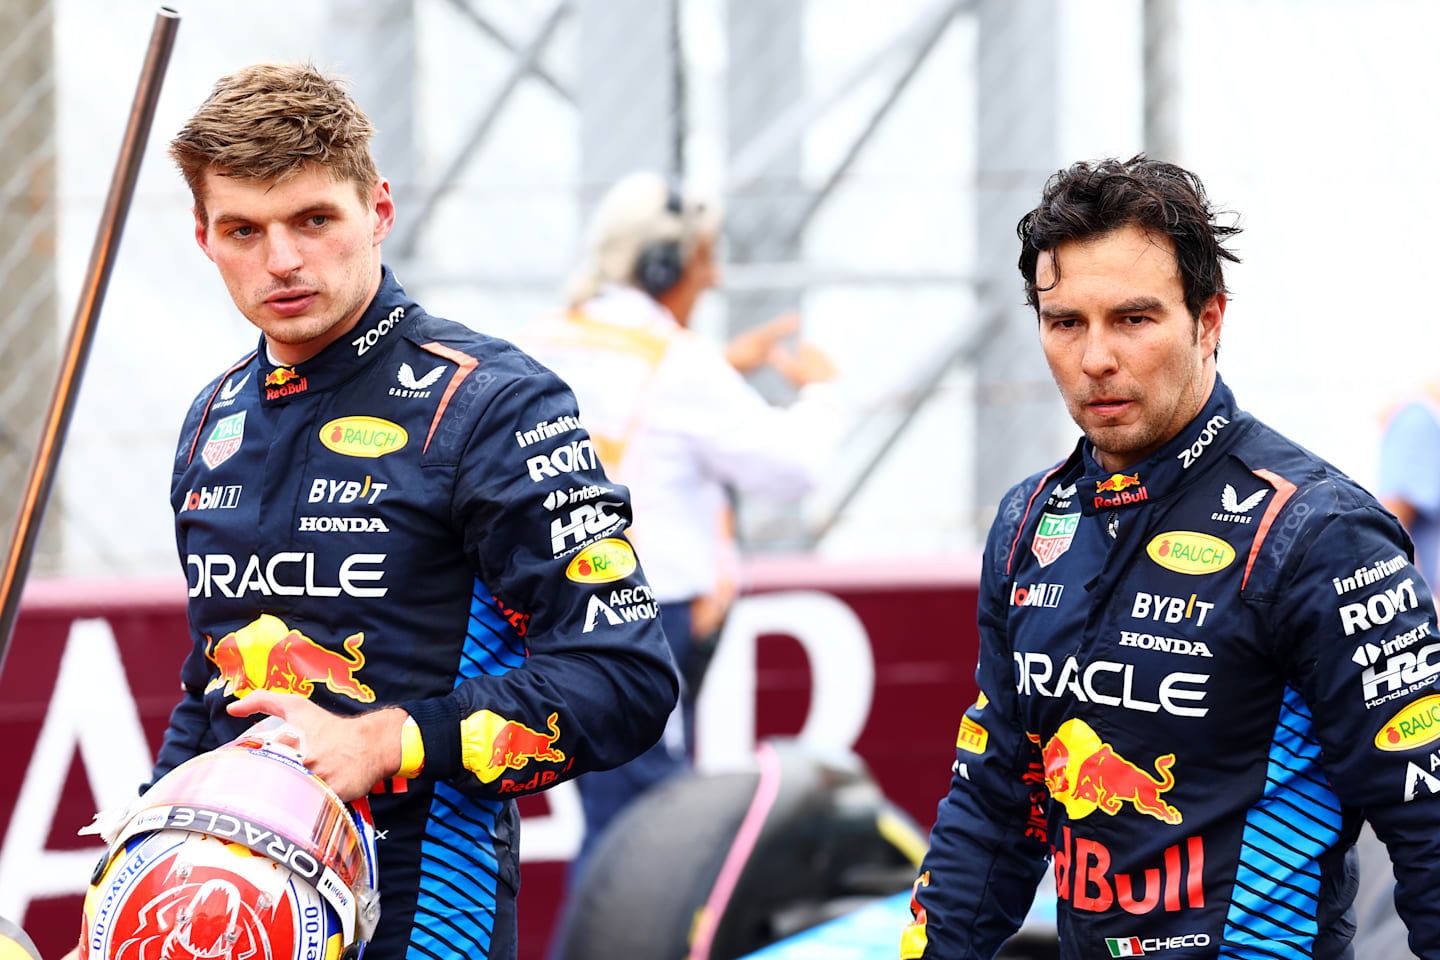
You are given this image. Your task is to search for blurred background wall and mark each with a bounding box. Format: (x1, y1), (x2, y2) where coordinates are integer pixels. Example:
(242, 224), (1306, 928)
(2, 0), (1437, 580)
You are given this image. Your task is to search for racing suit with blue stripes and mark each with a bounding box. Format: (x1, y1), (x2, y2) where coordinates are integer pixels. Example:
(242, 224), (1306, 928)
(151, 268), (678, 958)
(906, 377), (1440, 959)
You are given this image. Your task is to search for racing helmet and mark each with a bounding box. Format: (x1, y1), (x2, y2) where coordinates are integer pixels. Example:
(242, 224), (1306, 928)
(81, 724), (379, 960)
(0, 916), (41, 960)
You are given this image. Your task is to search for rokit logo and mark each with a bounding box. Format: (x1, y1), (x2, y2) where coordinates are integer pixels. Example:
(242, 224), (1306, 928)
(527, 438), (598, 482)
(186, 552), (387, 599)
(1014, 651), (1209, 717)
(355, 305), (404, 356)
(1339, 578), (1420, 637)
(308, 476), (388, 505)
(551, 502), (625, 556)
(181, 485), (241, 512)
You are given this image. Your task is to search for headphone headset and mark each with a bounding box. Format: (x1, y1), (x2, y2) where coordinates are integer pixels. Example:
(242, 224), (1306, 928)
(634, 184), (687, 299)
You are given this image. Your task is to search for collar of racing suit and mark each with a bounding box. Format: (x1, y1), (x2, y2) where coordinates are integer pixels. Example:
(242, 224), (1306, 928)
(255, 265), (422, 405)
(1074, 375), (1246, 516)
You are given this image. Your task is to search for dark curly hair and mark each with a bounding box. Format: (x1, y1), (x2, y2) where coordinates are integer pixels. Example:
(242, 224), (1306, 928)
(1017, 155), (1241, 320)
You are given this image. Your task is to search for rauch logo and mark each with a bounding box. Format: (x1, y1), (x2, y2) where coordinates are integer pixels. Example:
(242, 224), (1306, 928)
(319, 416), (408, 458)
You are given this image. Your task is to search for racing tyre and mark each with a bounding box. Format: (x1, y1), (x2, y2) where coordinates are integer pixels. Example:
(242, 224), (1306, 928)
(553, 740), (925, 960)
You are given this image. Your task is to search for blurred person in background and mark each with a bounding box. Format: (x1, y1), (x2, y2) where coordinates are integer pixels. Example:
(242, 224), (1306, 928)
(1379, 391), (1440, 587)
(904, 156), (1440, 959)
(1342, 393), (1440, 960)
(519, 171), (841, 885)
(66, 63), (677, 959)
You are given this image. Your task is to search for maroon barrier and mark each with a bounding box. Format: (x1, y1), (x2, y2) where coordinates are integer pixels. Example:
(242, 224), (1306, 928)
(0, 558), (981, 958)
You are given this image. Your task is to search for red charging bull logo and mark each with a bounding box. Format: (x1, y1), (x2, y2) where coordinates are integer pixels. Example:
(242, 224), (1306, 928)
(264, 367), (299, 387)
(1096, 473), (1141, 494)
(461, 709), (566, 783)
(1029, 718), (1182, 824)
(204, 613), (376, 703)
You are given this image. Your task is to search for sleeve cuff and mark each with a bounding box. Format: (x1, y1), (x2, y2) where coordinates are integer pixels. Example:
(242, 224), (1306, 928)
(399, 695), (460, 781)
(397, 716), (426, 778)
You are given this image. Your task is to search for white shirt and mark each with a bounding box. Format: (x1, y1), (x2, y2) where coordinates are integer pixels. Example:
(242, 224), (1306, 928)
(518, 286), (839, 603)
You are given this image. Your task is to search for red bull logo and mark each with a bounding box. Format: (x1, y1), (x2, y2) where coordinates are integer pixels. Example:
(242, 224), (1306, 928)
(204, 614), (376, 703)
(264, 367), (300, 387)
(1029, 718), (1182, 824)
(1053, 825), (1205, 914)
(1096, 473), (1141, 494)
(461, 709), (567, 783)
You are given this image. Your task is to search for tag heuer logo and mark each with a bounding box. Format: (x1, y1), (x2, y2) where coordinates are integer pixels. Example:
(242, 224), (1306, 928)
(1031, 512), (1079, 567)
(201, 411), (246, 469)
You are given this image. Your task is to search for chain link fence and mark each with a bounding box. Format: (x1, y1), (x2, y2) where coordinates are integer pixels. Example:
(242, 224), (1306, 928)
(4, 0), (1440, 579)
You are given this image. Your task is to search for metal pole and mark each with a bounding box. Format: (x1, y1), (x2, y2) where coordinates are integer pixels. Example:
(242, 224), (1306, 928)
(0, 6), (180, 675)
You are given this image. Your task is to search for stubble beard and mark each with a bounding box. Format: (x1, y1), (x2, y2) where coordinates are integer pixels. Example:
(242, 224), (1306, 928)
(1076, 369), (1204, 470)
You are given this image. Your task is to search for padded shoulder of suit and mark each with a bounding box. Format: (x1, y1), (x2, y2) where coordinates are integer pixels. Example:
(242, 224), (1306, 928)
(990, 459), (1072, 578)
(173, 350), (259, 476)
(400, 313), (565, 466)
(1227, 420), (1380, 600)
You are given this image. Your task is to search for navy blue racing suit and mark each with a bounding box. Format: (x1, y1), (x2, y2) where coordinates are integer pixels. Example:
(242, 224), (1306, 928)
(152, 267), (678, 958)
(906, 377), (1440, 959)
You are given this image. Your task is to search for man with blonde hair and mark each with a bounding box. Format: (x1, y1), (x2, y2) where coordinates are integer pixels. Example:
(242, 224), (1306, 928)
(123, 63), (677, 958)
(521, 171), (840, 885)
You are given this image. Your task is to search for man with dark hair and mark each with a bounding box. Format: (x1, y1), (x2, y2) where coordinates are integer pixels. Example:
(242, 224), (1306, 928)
(119, 62), (678, 958)
(903, 156), (1440, 959)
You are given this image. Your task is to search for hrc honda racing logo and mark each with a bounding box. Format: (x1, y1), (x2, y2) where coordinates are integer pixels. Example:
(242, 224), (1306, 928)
(550, 502), (625, 557)
(186, 552), (387, 599)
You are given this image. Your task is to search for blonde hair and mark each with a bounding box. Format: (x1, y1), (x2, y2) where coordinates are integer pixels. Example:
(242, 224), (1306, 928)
(170, 62), (379, 226)
(567, 172), (721, 306)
